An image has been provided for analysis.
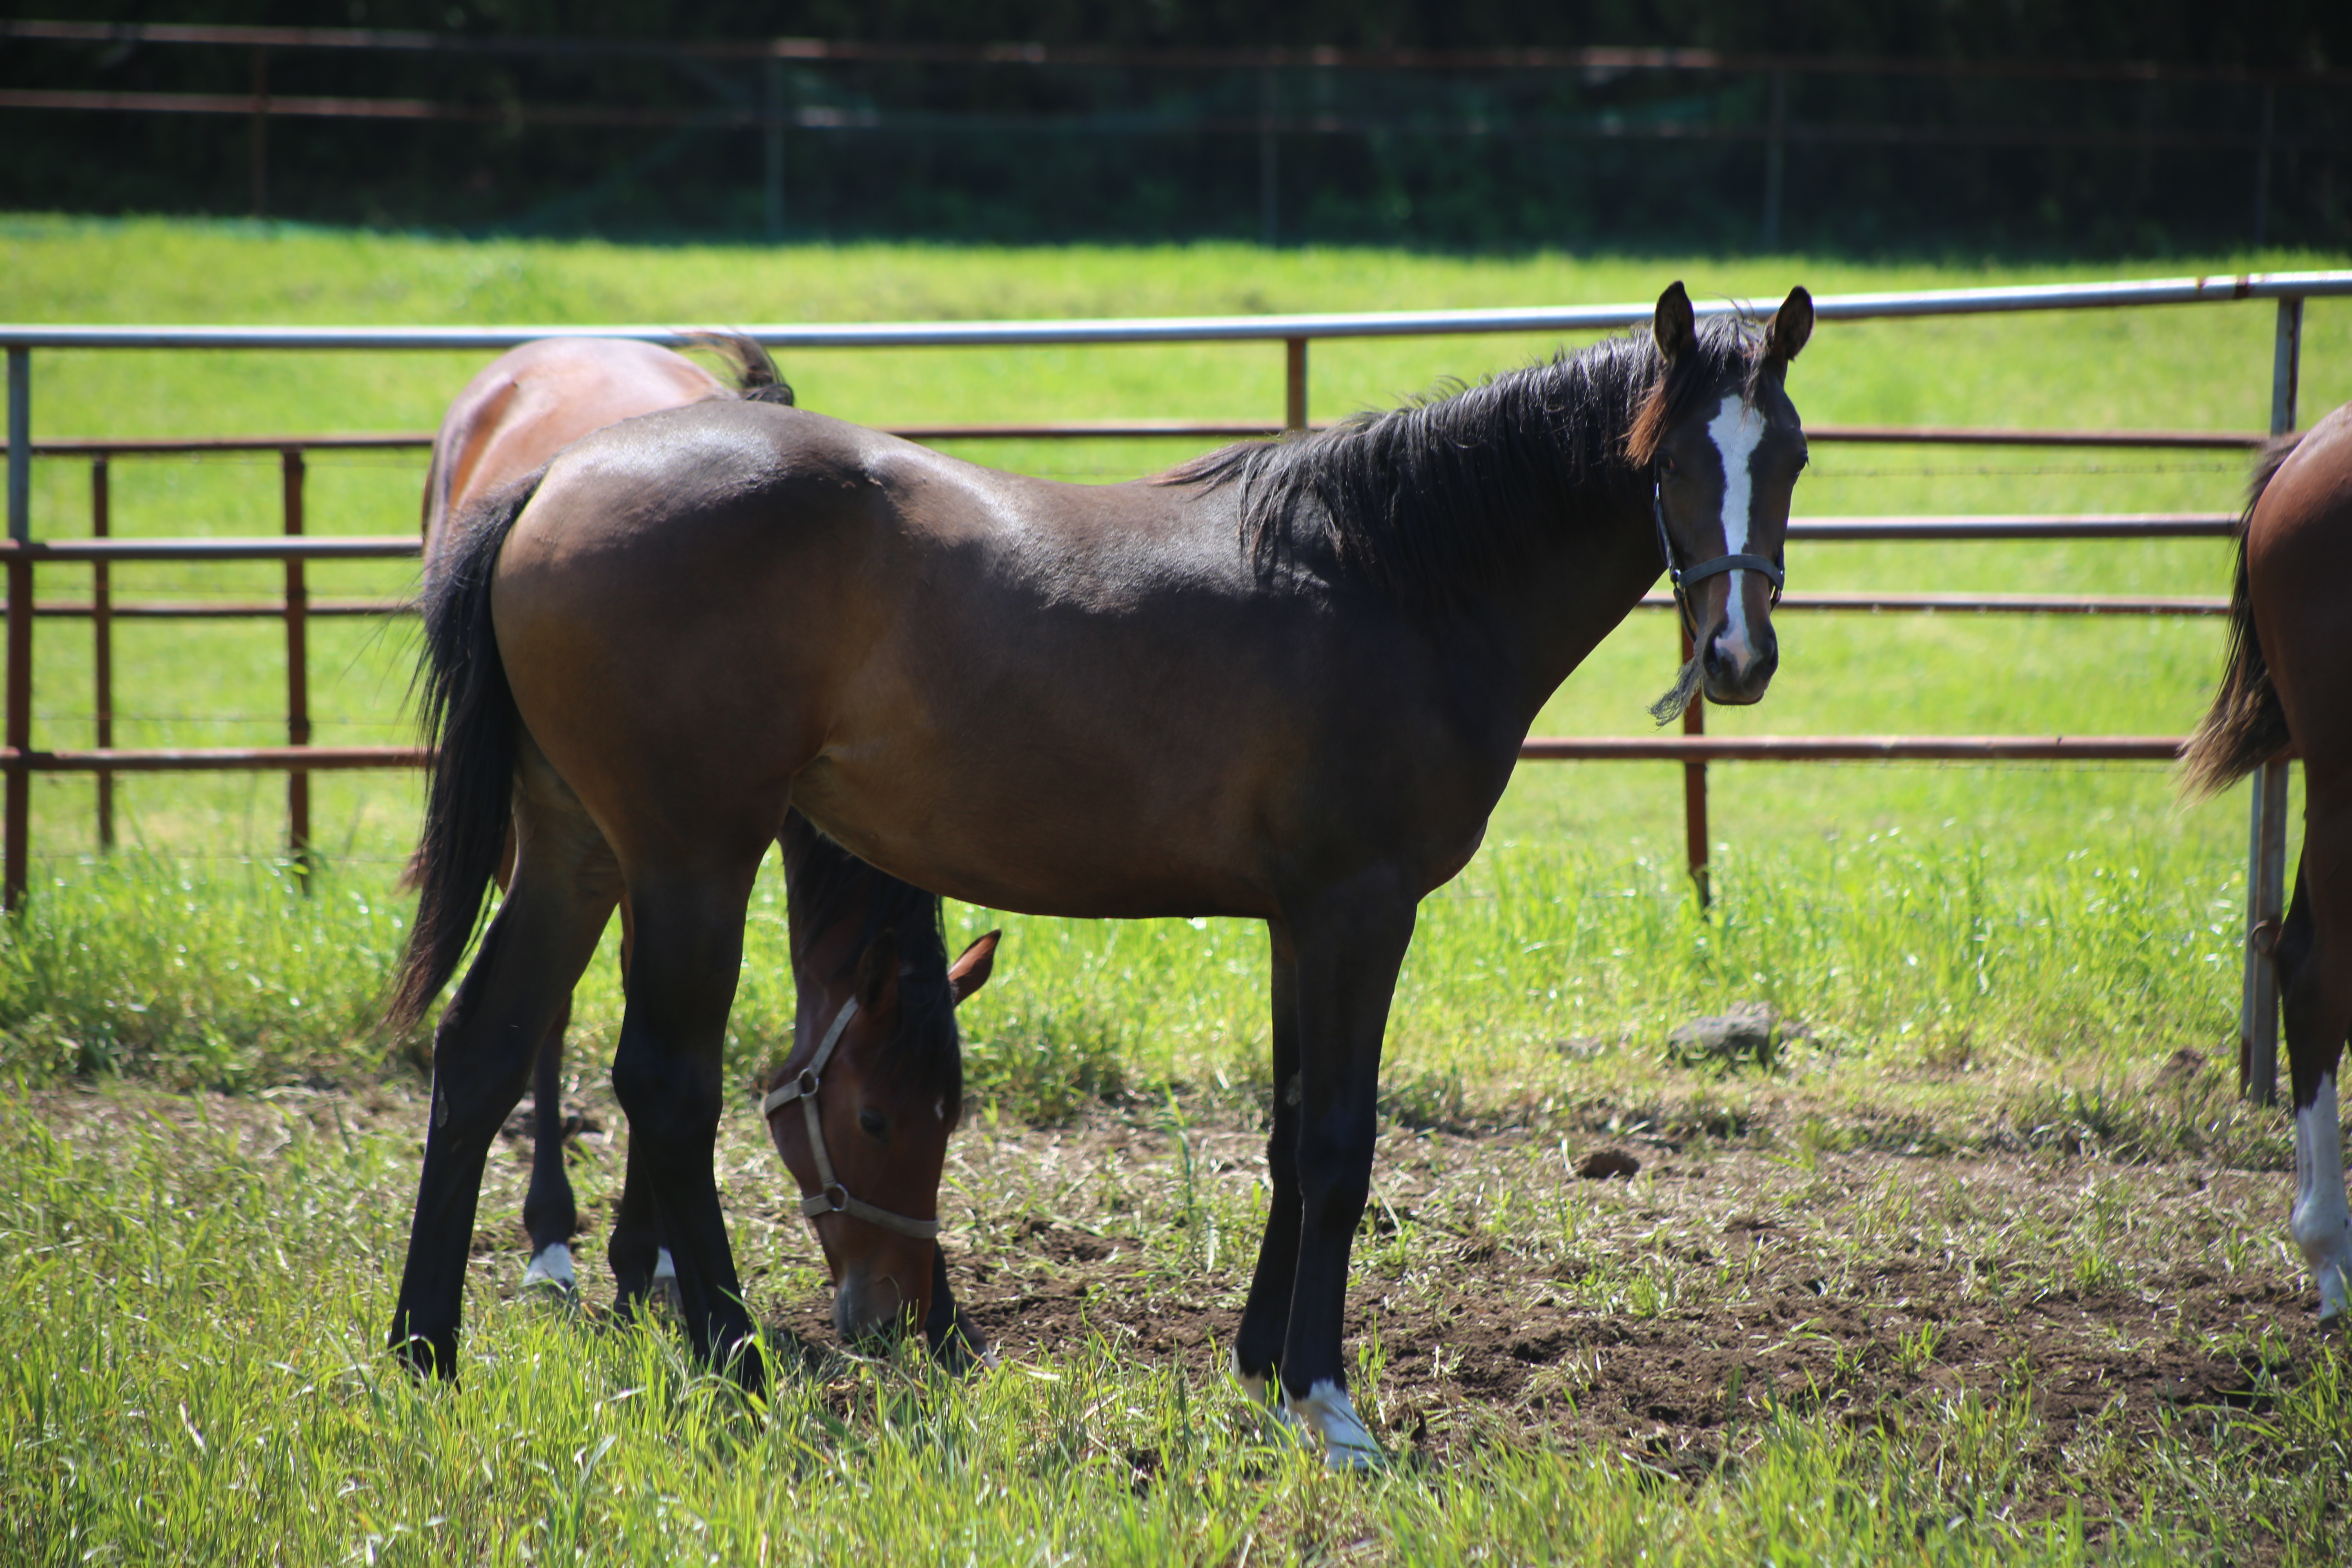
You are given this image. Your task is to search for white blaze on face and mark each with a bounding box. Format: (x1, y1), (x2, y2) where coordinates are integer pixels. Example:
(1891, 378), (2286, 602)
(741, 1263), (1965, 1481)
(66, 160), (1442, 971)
(2292, 1075), (2352, 1321)
(1703, 394), (1768, 667)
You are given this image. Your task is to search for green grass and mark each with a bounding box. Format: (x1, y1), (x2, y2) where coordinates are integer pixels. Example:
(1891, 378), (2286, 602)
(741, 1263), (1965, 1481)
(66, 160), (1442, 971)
(2, 218), (2350, 1563)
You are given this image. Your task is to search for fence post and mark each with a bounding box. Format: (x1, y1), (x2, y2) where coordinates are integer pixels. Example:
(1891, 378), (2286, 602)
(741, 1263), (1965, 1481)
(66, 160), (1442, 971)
(249, 48), (270, 220)
(2241, 295), (2302, 1105)
(283, 448), (312, 884)
(1681, 623), (1710, 907)
(2253, 85), (2275, 248)
(92, 455), (113, 851)
(764, 58), (787, 241)
(1285, 338), (1308, 433)
(1258, 66), (1280, 249)
(5, 346), (29, 913)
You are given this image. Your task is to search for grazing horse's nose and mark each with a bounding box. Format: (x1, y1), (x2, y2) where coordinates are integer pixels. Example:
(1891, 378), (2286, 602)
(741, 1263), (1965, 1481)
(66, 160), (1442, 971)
(832, 1269), (909, 1342)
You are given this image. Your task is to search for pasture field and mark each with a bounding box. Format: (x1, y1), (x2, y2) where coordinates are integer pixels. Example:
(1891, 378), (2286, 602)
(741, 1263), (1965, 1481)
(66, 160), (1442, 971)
(2, 218), (2352, 1562)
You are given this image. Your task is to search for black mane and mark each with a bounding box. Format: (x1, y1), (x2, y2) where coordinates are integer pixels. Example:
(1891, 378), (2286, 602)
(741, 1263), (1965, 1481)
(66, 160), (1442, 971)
(1168, 315), (1765, 611)
(781, 811), (961, 1103)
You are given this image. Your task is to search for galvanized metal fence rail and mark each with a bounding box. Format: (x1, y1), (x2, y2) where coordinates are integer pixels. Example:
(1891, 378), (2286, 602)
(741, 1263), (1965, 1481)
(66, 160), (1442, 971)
(4, 269), (2348, 1098)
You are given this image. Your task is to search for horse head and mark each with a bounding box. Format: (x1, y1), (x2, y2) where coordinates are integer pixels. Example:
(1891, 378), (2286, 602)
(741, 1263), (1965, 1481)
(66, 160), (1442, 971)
(763, 922), (998, 1344)
(1640, 280), (1813, 709)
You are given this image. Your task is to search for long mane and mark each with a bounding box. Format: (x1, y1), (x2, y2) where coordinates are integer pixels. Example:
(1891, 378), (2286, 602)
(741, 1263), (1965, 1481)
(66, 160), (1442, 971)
(1166, 315), (1766, 611)
(781, 811), (962, 1102)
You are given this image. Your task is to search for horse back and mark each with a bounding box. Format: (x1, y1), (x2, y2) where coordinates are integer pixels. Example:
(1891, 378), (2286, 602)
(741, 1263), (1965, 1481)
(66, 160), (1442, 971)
(425, 338), (733, 565)
(2250, 401), (2352, 769)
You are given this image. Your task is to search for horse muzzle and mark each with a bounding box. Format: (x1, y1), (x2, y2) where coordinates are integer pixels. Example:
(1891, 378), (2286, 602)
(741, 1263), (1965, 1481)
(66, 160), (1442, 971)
(831, 1262), (927, 1343)
(1699, 616), (1778, 705)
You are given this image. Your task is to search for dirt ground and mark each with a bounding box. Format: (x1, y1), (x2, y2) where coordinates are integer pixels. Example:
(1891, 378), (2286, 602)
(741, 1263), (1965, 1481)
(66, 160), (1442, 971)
(465, 1082), (2325, 1511)
(47, 1074), (2322, 1533)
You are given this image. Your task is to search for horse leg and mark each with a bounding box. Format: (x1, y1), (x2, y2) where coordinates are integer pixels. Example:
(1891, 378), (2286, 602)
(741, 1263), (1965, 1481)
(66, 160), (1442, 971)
(921, 1245), (994, 1373)
(519, 993), (580, 1295)
(1232, 920), (1303, 1421)
(602, 893), (683, 1317)
(2284, 771), (2352, 1323)
(608, 866), (766, 1388)
(388, 790), (619, 1377)
(1276, 874), (1416, 1468)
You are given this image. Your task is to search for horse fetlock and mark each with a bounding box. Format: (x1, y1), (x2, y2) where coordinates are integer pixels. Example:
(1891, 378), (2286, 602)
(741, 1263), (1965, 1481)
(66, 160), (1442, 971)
(1283, 1378), (1385, 1470)
(2293, 1077), (2352, 1319)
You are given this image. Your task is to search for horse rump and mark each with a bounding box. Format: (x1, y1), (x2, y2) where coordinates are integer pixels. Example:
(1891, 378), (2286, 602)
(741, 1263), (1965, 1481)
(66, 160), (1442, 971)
(2180, 434), (2303, 800)
(387, 469), (543, 1031)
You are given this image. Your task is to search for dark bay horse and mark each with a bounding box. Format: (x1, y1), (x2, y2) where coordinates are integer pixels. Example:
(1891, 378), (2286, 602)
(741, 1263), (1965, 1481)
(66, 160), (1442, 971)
(419, 335), (998, 1354)
(2184, 397), (2352, 1323)
(388, 281), (1814, 1464)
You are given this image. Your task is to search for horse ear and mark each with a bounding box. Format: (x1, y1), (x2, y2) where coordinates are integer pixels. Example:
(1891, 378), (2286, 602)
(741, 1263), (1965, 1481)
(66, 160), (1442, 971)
(948, 930), (1001, 1007)
(855, 931), (900, 1012)
(1766, 287), (1813, 364)
(1653, 281), (1696, 363)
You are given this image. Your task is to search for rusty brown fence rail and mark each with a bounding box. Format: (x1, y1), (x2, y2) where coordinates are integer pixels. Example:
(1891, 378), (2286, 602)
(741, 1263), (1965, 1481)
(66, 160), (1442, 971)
(3, 267), (2348, 1101)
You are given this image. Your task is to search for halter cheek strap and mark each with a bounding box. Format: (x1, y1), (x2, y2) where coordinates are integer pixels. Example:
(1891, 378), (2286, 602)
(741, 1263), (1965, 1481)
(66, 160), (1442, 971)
(759, 998), (942, 1242)
(1653, 483), (1785, 635)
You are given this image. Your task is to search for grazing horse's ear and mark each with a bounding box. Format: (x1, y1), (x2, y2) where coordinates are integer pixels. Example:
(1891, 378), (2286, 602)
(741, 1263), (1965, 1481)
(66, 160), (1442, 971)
(948, 930), (1001, 1007)
(855, 931), (900, 1013)
(1766, 287), (1813, 364)
(1653, 281), (1696, 363)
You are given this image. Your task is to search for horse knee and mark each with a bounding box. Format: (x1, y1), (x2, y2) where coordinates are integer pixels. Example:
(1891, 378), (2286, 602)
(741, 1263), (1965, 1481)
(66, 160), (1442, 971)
(1294, 1122), (1374, 1234)
(611, 1043), (723, 1150)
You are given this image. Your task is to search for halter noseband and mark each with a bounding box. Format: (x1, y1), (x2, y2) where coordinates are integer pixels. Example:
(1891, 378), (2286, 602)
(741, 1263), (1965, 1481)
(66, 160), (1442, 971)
(759, 998), (942, 1241)
(1653, 480), (1786, 636)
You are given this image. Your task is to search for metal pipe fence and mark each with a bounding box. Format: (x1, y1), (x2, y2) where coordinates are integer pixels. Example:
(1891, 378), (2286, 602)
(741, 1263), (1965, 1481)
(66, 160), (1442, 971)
(3, 268), (2348, 1099)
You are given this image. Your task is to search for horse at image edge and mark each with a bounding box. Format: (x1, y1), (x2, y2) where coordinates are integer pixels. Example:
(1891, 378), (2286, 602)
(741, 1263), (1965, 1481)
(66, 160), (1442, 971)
(2183, 397), (2352, 1325)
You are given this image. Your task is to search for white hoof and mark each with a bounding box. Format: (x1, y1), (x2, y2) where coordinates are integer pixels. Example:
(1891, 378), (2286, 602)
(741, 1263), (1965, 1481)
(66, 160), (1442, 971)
(650, 1247), (683, 1313)
(2317, 1254), (2352, 1325)
(1285, 1378), (1385, 1470)
(522, 1242), (578, 1297)
(2292, 1078), (2352, 1323)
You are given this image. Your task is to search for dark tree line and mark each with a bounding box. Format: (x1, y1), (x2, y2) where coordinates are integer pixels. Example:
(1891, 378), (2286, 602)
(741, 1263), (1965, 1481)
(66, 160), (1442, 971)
(4, 2), (2346, 252)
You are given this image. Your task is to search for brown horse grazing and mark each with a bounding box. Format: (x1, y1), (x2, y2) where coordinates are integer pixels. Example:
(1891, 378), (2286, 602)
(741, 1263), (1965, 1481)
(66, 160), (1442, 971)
(419, 334), (998, 1356)
(388, 280), (1813, 1464)
(2184, 398), (2352, 1323)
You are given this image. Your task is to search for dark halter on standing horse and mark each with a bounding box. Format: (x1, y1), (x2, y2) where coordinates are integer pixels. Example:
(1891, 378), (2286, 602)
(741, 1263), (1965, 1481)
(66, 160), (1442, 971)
(385, 278), (1812, 1466)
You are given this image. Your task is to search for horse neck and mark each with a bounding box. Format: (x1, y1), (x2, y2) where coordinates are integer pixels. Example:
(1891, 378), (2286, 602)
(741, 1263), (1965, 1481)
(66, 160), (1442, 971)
(1448, 469), (1663, 731)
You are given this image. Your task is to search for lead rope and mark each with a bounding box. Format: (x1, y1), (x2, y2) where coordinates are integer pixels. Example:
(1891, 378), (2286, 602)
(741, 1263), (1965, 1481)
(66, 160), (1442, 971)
(759, 999), (942, 1241)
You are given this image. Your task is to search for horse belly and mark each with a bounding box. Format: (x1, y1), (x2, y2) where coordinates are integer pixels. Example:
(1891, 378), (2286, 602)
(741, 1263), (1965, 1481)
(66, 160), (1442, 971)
(793, 747), (1281, 921)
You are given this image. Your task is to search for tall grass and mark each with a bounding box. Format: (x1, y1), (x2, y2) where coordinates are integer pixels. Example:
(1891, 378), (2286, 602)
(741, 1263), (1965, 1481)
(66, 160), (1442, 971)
(3, 1085), (2330, 1565)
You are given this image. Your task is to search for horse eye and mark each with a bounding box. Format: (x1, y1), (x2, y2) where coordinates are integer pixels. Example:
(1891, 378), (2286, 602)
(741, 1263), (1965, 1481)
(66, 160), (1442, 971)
(857, 1109), (888, 1140)
(1659, 453), (1679, 478)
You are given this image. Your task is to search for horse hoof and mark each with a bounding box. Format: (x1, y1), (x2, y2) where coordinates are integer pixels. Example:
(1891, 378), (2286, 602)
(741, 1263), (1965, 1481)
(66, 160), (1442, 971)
(1230, 1350), (1307, 1442)
(522, 1242), (580, 1303)
(1285, 1378), (1387, 1471)
(650, 1247), (684, 1317)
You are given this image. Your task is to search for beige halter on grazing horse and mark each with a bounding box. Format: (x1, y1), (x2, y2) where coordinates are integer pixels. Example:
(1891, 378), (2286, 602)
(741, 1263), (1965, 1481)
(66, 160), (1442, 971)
(761, 993), (943, 1241)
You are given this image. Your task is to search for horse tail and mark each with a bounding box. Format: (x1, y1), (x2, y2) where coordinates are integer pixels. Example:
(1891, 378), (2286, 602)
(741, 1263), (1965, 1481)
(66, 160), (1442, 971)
(387, 469), (542, 1032)
(681, 331), (795, 406)
(2180, 434), (2304, 800)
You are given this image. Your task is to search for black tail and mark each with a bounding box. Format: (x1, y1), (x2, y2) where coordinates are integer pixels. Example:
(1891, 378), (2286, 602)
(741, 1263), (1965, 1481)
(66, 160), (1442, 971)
(2180, 434), (2303, 800)
(681, 331), (796, 406)
(387, 471), (540, 1031)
